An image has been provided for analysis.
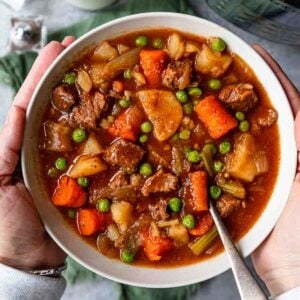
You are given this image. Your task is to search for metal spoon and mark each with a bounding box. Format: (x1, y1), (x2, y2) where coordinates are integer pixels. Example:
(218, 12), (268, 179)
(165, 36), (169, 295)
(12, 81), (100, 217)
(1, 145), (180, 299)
(209, 199), (267, 300)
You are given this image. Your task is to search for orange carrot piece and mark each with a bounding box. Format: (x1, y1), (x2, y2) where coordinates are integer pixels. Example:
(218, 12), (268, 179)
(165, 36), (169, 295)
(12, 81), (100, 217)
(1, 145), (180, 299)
(189, 171), (208, 213)
(52, 176), (87, 208)
(140, 49), (168, 88)
(189, 212), (213, 236)
(77, 208), (100, 236)
(112, 80), (124, 93)
(108, 106), (143, 141)
(195, 95), (237, 139)
(143, 232), (173, 261)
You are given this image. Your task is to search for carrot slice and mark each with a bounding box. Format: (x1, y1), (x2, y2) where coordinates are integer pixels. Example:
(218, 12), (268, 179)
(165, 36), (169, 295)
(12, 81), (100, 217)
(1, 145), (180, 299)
(195, 95), (237, 139)
(140, 49), (168, 88)
(52, 176), (87, 208)
(189, 171), (208, 213)
(189, 212), (213, 236)
(77, 208), (101, 236)
(143, 232), (173, 261)
(112, 80), (124, 93)
(108, 105), (143, 141)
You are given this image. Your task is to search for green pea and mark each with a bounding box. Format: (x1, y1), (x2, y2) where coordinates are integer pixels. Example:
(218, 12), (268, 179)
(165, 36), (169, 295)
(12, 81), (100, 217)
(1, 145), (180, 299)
(48, 167), (58, 178)
(169, 197), (182, 213)
(139, 134), (148, 143)
(239, 120), (250, 132)
(77, 177), (89, 188)
(96, 198), (110, 213)
(123, 69), (132, 80)
(63, 72), (76, 85)
(209, 185), (222, 200)
(186, 150), (201, 163)
(139, 162), (153, 177)
(235, 111), (245, 121)
(68, 209), (76, 219)
(176, 90), (188, 103)
(179, 129), (191, 140)
(55, 157), (67, 171)
(188, 87), (202, 98)
(171, 133), (180, 143)
(152, 38), (164, 49)
(135, 35), (148, 47)
(208, 79), (221, 90)
(213, 161), (224, 173)
(119, 99), (131, 108)
(120, 249), (135, 263)
(193, 99), (200, 106)
(183, 103), (193, 115)
(107, 115), (115, 123)
(182, 214), (196, 229)
(72, 128), (87, 143)
(203, 143), (217, 155)
(219, 141), (232, 154)
(210, 37), (226, 52)
(140, 121), (153, 133)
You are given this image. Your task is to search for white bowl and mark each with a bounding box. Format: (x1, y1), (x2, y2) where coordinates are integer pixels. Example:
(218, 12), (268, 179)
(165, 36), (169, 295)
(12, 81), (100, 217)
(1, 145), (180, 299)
(21, 12), (296, 288)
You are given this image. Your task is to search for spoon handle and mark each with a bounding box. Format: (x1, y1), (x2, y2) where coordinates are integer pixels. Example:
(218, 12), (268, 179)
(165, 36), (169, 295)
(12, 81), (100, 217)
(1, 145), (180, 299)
(209, 201), (267, 300)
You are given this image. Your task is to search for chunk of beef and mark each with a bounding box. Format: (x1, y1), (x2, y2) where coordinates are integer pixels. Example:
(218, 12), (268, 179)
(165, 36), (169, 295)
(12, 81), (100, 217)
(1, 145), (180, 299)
(149, 198), (170, 221)
(257, 108), (278, 127)
(219, 83), (258, 112)
(130, 174), (145, 188)
(141, 169), (178, 196)
(162, 59), (192, 90)
(52, 84), (75, 112)
(43, 121), (72, 152)
(104, 139), (145, 174)
(72, 91), (106, 128)
(109, 171), (128, 189)
(216, 194), (241, 218)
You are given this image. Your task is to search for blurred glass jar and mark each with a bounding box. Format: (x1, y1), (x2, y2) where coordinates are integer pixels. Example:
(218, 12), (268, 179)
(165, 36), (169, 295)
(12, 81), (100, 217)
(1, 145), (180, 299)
(207, 0), (300, 45)
(64, 0), (117, 11)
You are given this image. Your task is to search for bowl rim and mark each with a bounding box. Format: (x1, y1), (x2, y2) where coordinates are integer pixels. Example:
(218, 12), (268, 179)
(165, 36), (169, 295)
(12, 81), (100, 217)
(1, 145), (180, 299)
(21, 12), (297, 288)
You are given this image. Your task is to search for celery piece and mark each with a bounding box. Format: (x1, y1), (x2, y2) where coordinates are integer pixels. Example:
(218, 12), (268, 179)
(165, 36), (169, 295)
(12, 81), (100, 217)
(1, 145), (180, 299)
(188, 226), (218, 255)
(201, 147), (214, 176)
(217, 181), (246, 199)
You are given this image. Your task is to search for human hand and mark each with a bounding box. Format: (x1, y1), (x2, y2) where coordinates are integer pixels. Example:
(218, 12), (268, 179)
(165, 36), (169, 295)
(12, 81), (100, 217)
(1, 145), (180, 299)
(251, 44), (300, 297)
(0, 37), (75, 271)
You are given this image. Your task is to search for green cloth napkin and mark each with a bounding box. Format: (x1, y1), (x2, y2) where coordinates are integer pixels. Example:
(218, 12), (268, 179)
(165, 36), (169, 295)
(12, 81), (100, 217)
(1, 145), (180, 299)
(0, 0), (199, 299)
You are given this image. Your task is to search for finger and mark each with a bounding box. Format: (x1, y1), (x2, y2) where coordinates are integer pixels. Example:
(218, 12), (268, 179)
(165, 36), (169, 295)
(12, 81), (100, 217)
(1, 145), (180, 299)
(252, 44), (300, 116)
(14, 40), (67, 111)
(0, 106), (25, 179)
(61, 36), (75, 48)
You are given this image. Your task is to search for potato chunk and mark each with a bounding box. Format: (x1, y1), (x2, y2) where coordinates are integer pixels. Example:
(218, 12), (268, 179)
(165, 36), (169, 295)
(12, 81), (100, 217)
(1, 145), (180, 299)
(227, 133), (268, 182)
(92, 41), (118, 61)
(111, 201), (133, 233)
(167, 33), (185, 60)
(195, 44), (232, 78)
(168, 224), (189, 245)
(68, 155), (107, 178)
(77, 70), (93, 93)
(137, 89), (183, 141)
(80, 133), (104, 155)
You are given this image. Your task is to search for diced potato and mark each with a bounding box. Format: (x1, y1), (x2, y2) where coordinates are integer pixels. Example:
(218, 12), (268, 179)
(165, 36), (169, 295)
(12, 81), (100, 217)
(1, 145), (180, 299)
(68, 155), (107, 178)
(168, 224), (189, 245)
(184, 41), (201, 56)
(132, 70), (146, 86)
(111, 201), (133, 233)
(77, 70), (93, 93)
(167, 33), (185, 60)
(195, 44), (232, 78)
(89, 63), (106, 87)
(227, 133), (259, 182)
(117, 44), (130, 54)
(107, 224), (120, 242)
(81, 133), (104, 155)
(93, 41), (118, 61)
(137, 89), (183, 141)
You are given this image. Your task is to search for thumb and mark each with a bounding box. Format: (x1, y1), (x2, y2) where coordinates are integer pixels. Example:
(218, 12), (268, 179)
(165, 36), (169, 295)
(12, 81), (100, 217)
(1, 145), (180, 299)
(0, 105), (25, 180)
